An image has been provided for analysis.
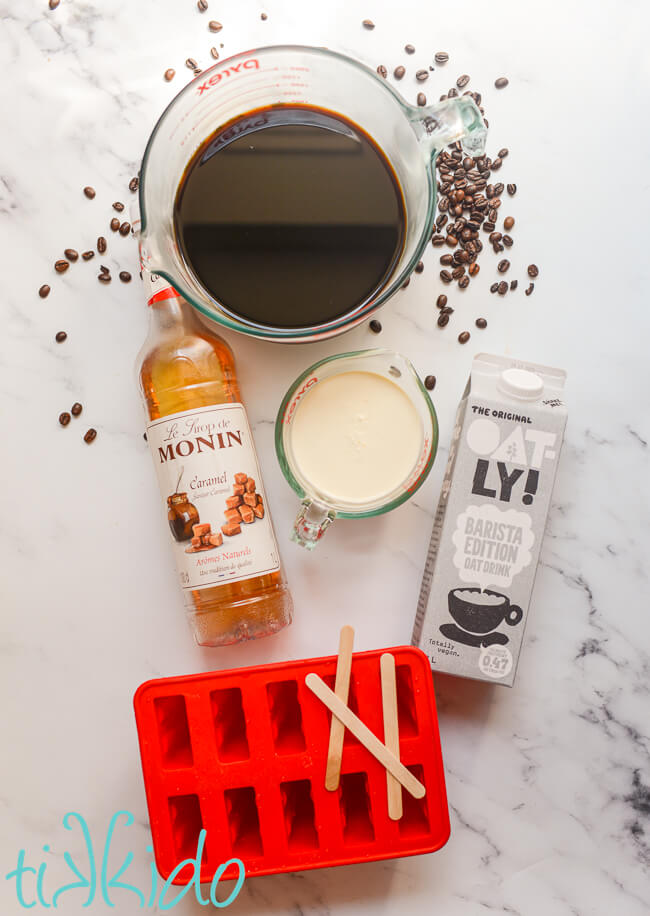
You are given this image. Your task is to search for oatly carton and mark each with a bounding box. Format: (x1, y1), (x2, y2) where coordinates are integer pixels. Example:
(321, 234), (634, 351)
(413, 353), (567, 687)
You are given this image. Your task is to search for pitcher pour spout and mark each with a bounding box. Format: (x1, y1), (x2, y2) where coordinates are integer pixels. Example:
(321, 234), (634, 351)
(411, 96), (487, 157)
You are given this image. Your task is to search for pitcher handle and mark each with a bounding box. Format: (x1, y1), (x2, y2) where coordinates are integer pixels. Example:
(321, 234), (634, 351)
(292, 499), (335, 550)
(411, 97), (487, 157)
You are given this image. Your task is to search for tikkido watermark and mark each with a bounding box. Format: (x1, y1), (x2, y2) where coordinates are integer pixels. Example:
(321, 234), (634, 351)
(5, 811), (245, 910)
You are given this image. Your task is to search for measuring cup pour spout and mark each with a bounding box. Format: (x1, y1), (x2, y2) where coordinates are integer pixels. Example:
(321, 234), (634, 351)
(410, 96), (487, 157)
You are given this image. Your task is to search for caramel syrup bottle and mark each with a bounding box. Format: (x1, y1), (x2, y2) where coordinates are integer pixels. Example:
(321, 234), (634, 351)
(137, 271), (293, 646)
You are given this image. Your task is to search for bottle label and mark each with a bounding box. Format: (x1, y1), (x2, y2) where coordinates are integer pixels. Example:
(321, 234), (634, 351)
(144, 270), (179, 306)
(146, 403), (281, 591)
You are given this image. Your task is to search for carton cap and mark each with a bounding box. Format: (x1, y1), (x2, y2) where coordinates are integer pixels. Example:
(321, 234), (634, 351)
(498, 367), (544, 401)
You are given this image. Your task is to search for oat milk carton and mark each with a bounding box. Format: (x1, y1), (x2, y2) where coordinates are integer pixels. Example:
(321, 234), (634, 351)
(413, 353), (567, 687)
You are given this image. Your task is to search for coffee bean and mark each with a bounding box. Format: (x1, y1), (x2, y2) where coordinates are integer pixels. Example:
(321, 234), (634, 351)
(97, 236), (107, 253)
(440, 253), (453, 265)
(503, 235), (513, 248)
(440, 270), (452, 283)
(458, 331), (470, 344)
(446, 234), (458, 247)
(143, 432), (147, 442)
(119, 271), (132, 283)
(210, 47), (220, 60)
(208, 20), (222, 31)
(458, 275), (470, 289)
(456, 74), (470, 89)
(198, 0), (208, 9)
(39, 284), (50, 298)
(483, 221), (495, 232)
(98, 272), (111, 283)
(437, 312), (450, 328)
(491, 157), (502, 171)
(431, 235), (445, 246)
(55, 330), (67, 343)
(503, 216), (514, 230)
(507, 183), (517, 196)
(54, 259), (69, 273)
(64, 248), (79, 262)
(440, 306), (454, 316)
(528, 264), (539, 277)
(84, 428), (97, 444)
(424, 375), (436, 390)
(525, 282), (535, 295)
(59, 412), (71, 427)
(394, 65), (406, 79)
(489, 232), (502, 243)
(362, 19), (375, 29)
(475, 317), (487, 329)
(186, 58), (198, 70)
(369, 319), (382, 333)
(510, 280), (518, 291)
(71, 402), (83, 417)
(110, 218), (120, 232)
(83, 186), (95, 199)
(490, 282), (499, 293)
(436, 294), (447, 308)
(415, 260), (424, 274)
(405, 44), (415, 54)
(261, 11), (268, 19)
(495, 77), (509, 89)
(112, 201), (125, 212)
(99, 264), (110, 274)
(468, 262), (480, 276)
(451, 266), (465, 280)
(498, 259), (510, 273)
(401, 278), (410, 289)
(377, 64), (388, 78)
(417, 92), (427, 106)
(497, 281), (508, 295)
(164, 68), (176, 81)
(49, 0), (60, 9)
(416, 69), (429, 82)
(498, 148), (509, 159)
(493, 183), (504, 196)
(119, 221), (131, 236)
(82, 250), (95, 260)
(434, 52), (449, 64)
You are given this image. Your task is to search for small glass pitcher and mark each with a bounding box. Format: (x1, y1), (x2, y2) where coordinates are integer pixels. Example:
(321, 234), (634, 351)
(137, 45), (486, 343)
(275, 349), (438, 548)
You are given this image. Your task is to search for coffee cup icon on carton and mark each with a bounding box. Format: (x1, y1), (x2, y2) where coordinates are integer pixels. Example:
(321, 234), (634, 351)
(448, 588), (523, 634)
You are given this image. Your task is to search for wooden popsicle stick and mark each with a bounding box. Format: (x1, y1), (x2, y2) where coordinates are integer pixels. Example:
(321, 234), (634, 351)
(325, 625), (355, 792)
(380, 653), (403, 820)
(305, 673), (426, 800)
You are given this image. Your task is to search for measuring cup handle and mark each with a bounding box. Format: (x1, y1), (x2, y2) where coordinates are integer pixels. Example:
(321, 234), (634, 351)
(291, 500), (335, 550)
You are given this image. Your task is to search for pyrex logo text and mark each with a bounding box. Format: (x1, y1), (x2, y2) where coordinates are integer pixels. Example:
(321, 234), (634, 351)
(197, 59), (260, 95)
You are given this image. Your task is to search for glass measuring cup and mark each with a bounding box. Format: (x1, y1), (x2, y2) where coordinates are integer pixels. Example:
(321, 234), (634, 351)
(275, 349), (439, 548)
(137, 45), (486, 343)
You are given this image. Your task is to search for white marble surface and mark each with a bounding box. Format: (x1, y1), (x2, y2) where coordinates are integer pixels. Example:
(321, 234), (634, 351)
(1, 0), (649, 913)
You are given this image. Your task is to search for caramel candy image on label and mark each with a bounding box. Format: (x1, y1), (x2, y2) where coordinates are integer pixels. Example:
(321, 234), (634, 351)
(234, 472), (248, 484)
(200, 534), (213, 546)
(208, 532), (223, 547)
(192, 523), (211, 537)
(233, 484), (245, 496)
(226, 495), (242, 509)
(221, 521), (242, 537)
(224, 507), (242, 521)
(240, 505), (255, 524)
(245, 478), (256, 492)
(191, 536), (202, 547)
(243, 492), (258, 508)
(253, 503), (265, 519)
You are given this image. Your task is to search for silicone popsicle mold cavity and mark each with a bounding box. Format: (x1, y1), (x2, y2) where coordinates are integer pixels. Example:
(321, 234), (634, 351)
(211, 687), (250, 762)
(133, 646), (449, 882)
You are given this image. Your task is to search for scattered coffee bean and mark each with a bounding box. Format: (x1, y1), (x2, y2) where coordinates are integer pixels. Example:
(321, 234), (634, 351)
(377, 64), (388, 78)
(112, 201), (125, 212)
(417, 92), (427, 106)
(39, 284), (50, 299)
(458, 331), (470, 344)
(55, 330), (67, 343)
(416, 69), (429, 82)
(507, 183), (517, 196)
(401, 278), (410, 289)
(456, 74), (470, 88)
(83, 186), (96, 199)
(119, 271), (132, 283)
(119, 221), (131, 236)
(64, 248), (79, 262)
(54, 259), (69, 273)
(495, 77), (509, 88)
(100, 264), (110, 274)
(261, 12), (268, 20)
(82, 250), (95, 260)
(436, 294), (447, 308)
(440, 270), (452, 283)
(475, 317), (487, 329)
(210, 47), (220, 59)
(510, 280), (518, 291)
(394, 66), (406, 80)
(405, 44), (415, 54)
(497, 281), (508, 295)
(362, 19), (375, 29)
(504, 215), (514, 230)
(468, 262), (480, 276)
(424, 375), (436, 390)
(497, 259), (510, 273)
(71, 402), (83, 417)
(458, 275), (470, 289)
(110, 218), (120, 232)
(440, 306), (454, 316)
(491, 157), (502, 171)
(525, 282), (535, 296)
(186, 58), (198, 70)
(208, 20), (222, 31)
(97, 236), (107, 253)
(440, 253), (453, 265)
(98, 272), (111, 283)
(369, 319), (382, 333)
(451, 266), (465, 280)
(503, 235), (513, 248)
(415, 260), (424, 274)
(437, 312), (450, 328)
(434, 52), (449, 64)
(84, 428), (97, 444)
(59, 412), (71, 427)
(490, 282), (499, 293)
(49, 0), (60, 10)
(528, 264), (539, 277)
(164, 68), (176, 82)
(198, 0), (208, 10)
(431, 235), (445, 246)
(143, 432), (148, 442)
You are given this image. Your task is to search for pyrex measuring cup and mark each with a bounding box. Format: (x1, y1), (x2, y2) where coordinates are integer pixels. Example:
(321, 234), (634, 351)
(138, 45), (486, 343)
(275, 349), (438, 548)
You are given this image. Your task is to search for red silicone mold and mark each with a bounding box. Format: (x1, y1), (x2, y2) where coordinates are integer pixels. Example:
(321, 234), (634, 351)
(133, 646), (449, 882)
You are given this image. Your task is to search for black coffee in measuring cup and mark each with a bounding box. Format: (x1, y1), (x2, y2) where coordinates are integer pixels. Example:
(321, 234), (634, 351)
(173, 105), (406, 329)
